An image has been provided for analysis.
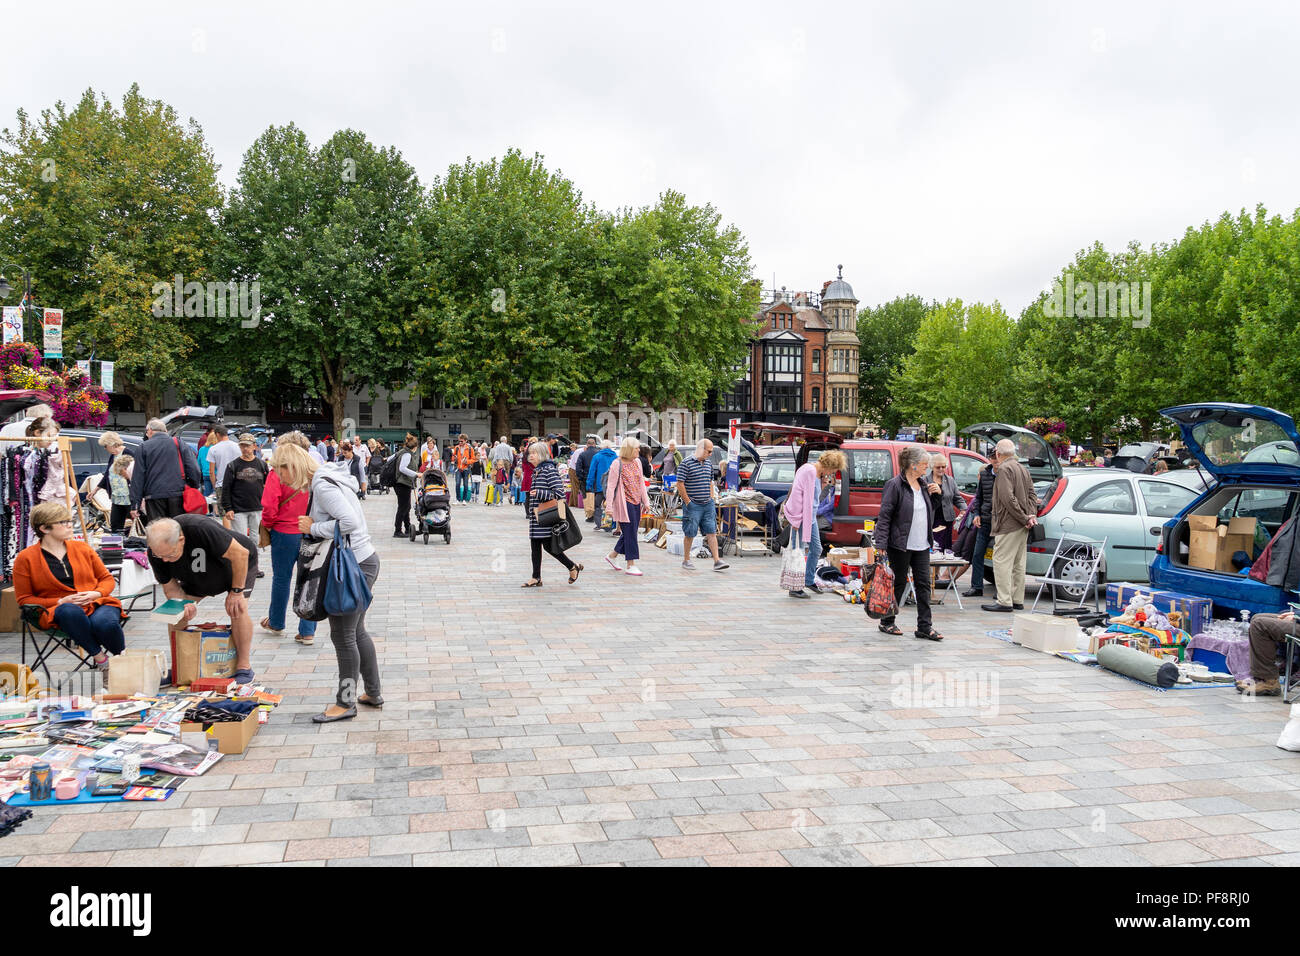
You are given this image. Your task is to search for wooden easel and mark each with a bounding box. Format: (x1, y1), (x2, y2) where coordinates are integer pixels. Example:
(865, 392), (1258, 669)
(0, 435), (89, 541)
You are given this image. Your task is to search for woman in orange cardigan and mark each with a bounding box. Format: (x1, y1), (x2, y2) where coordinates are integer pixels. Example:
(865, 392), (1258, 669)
(13, 501), (124, 670)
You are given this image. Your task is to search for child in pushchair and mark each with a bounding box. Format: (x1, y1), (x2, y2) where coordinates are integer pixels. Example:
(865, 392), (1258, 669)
(367, 449), (388, 494)
(411, 468), (452, 544)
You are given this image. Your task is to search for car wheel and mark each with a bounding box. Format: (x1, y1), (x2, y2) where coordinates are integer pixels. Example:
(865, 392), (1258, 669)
(1051, 550), (1101, 601)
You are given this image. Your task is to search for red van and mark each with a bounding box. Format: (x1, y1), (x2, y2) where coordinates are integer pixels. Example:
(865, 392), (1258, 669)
(794, 436), (991, 547)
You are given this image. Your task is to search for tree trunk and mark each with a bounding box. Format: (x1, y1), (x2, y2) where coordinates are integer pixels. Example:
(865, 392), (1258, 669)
(491, 392), (509, 444)
(124, 381), (160, 420)
(329, 383), (347, 441)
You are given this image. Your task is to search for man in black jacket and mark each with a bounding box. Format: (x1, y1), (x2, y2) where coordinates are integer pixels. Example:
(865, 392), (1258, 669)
(574, 436), (598, 522)
(963, 461), (997, 598)
(129, 418), (203, 526)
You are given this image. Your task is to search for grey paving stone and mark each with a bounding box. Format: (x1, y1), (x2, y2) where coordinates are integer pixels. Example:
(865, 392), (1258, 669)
(576, 839), (663, 865)
(780, 845), (873, 867)
(330, 816), (411, 837)
(449, 828), (532, 851)
(600, 818), (683, 841)
(328, 854), (413, 866)
(72, 828), (169, 852)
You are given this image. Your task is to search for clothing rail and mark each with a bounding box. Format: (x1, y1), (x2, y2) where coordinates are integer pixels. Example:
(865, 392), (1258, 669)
(0, 436), (89, 539)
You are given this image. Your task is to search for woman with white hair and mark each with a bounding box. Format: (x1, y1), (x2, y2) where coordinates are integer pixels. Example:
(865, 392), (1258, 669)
(522, 441), (582, 587)
(604, 436), (651, 575)
(871, 444), (944, 641)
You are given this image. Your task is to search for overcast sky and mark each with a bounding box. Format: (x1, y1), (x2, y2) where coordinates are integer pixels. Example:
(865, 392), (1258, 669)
(6, 0), (1299, 315)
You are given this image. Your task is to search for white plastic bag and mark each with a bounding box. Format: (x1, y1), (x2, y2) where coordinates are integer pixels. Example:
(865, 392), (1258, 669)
(1277, 702), (1300, 752)
(780, 530), (805, 591)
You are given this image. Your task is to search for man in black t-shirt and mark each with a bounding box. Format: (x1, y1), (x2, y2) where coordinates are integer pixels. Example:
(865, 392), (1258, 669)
(146, 514), (258, 683)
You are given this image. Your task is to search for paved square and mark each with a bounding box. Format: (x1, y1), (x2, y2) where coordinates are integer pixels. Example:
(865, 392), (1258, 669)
(3, 495), (1298, 867)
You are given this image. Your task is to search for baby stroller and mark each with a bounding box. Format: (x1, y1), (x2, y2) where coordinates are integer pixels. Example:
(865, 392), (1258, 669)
(412, 468), (452, 545)
(367, 452), (388, 494)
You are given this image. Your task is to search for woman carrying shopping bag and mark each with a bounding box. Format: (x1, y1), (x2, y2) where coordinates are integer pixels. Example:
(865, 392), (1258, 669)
(872, 445), (944, 641)
(297, 453), (383, 722)
(781, 451), (846, 598)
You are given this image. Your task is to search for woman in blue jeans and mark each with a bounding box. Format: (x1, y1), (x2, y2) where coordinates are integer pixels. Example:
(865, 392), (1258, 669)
(259, 433), (317, 645)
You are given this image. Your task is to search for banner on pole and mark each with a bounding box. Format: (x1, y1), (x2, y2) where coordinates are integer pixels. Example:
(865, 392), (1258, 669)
(1, 307), (22, 344)
(76, 360), (91, 378)
(726, 417), (740, 491)
(42, 308), (62, 358)
(101, 361), (114, 392)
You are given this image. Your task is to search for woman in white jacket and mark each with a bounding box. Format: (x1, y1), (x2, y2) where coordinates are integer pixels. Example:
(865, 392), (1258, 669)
(297, 454), (383, 723)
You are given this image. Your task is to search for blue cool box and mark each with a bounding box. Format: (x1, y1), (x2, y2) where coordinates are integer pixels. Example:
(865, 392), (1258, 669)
(1106, 583), (1213, 636)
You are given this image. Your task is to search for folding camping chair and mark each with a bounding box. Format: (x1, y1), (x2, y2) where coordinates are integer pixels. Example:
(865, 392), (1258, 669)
(20, 604), (98, 684)
(1029, 535), (1108, 615)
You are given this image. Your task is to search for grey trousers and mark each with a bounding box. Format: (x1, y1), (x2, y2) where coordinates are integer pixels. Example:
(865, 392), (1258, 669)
(1248, 613), (1295, 682)
(229, 510), (261, 540)
(327, 553), (381, 707)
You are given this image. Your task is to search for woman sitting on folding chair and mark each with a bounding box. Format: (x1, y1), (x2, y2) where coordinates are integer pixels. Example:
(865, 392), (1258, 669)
(12, 501), (125, 671)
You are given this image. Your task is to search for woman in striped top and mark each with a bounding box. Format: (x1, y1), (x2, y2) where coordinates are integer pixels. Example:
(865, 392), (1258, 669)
(604, 437), (651, 576)
(522, 441), (582, 587)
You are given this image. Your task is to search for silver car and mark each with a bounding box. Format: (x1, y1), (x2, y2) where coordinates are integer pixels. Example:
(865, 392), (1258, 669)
(1026, 467), (1205, 597)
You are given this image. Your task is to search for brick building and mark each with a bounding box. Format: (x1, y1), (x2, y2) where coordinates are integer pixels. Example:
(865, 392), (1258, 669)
(705, 266), (861, 435)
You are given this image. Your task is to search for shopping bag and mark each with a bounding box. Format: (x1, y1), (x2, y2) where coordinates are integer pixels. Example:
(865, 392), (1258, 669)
(866, 559), (897, 620)
(780, 530), (805, 591)
(293, 535), (333, 622)
(552, 518), (583, 551)
(107, 648), (167, 695)
(324, 523), (372, 616)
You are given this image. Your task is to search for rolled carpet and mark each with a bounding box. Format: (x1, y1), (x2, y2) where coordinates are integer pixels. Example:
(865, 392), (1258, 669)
(1097, 642), (1180, 688)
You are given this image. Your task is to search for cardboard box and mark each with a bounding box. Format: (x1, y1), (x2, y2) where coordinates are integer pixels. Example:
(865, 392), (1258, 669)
(1188, 515), (1256, 573)
(1013, 612), (1081, 653)
(0, 586), (19, 633)
(179, 706), (260, 755)
(169, 624), (237, 687)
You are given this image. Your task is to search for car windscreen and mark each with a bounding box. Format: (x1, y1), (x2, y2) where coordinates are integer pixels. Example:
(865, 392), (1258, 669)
(754, 461), (797, 485)
(1193, 419), (1296, 468)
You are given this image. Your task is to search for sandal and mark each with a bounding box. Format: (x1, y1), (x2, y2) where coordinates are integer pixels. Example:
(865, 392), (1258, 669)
(878, 623), (903, 636)
(569, 564), (583, 584)
(916, 629), (945, 642)
(522, 579), (543, 588)
(295, 634), (314, 646)
(260, 617), (284, 635)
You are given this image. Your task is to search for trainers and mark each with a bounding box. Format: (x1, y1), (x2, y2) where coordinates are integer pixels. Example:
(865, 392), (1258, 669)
(713, 560), (729, 571)
(681, 560), (697, 570)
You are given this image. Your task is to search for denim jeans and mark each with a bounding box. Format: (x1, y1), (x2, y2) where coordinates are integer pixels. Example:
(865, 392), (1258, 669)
(53, 603), (125, 657)
(456, 468), (471, 502)
(202, 475), (213, 496)
(268, 529), (316, 636)
(803, 518), (822, 588)
(968, 523), (991, 594)
(495, 481), (506, 505)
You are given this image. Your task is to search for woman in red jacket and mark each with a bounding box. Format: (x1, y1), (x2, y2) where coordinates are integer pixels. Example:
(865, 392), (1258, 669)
(259, 433), (317, 645)
(13, 501), (124, 669)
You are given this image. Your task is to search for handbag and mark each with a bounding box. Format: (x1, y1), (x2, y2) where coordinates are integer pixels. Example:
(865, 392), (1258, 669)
(292, 488), (331, 621)
(175, 439), (207, 515)
(552, 517), (583, 551)
(535, 497), (566, 528)
(324, 522), (373, 616)
(1028, 522), (1046, 543)
(780, 529), (806, 591)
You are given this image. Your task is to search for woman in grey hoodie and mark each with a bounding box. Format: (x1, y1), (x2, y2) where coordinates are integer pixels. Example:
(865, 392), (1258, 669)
(300, 457), (383, 723)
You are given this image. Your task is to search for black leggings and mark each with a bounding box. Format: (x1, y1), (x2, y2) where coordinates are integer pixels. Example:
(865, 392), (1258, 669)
(531, 537), (575, 579)
(882, 546), (932, 636)
(394, 484), (412, 533)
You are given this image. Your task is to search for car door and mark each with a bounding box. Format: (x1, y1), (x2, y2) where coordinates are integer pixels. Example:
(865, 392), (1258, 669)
(1137, 479), (1197, 573)
(844, 447), (895, 525)
(1066, 478), (1143, 581)
(947, 451), (985, 505)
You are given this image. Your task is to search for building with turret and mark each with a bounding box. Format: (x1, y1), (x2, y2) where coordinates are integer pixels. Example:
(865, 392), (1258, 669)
(703, 265), (861, 435)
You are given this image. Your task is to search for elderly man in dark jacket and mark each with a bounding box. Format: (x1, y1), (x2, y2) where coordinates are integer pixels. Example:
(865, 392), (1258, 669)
(129, 418), (203, 526)
(963, 461), (997, 598)
(983, 439), (1039, 612)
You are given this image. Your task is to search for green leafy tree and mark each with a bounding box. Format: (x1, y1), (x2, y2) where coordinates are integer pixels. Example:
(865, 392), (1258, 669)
(892, 299), (1017, 434)
(857, 294), (934, 436)
(412, 150), (600, 439)
(0, 84), (221, 416)
(1224, 208), (1300, 412)
(585, 190), (759, 411)
(217, 125), (424, 432)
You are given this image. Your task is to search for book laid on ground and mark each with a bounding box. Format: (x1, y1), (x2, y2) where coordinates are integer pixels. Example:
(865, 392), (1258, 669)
(151, 599), (195, 625)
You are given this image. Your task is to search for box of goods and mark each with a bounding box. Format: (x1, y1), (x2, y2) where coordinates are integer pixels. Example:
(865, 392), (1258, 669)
(0, 586), (19, 632)
(1187, 515), (1256, 573)
(169, 625), (236, 687)
(179, 706), (259, 755)
(1106, 583), (1212, 636)
(1013, 612), (1081, 653)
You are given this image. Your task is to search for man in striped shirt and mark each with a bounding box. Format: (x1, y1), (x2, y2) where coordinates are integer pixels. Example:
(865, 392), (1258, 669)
(677, 438), (729, 572)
